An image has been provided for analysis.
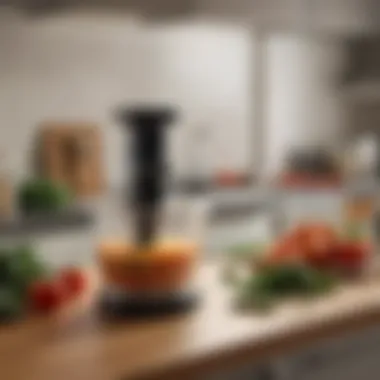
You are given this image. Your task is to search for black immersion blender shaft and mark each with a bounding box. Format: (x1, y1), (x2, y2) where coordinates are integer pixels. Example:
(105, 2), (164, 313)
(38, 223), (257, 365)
(119, 107), (175, 246)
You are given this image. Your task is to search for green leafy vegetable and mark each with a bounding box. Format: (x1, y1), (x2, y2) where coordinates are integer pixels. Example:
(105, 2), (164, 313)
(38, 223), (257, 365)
(6, 245), (48, 295)
(237, 276), (275, 310)
(18, 178), (72, 214)
(235, 264), (336, 310)
(0, 245), (49, 322)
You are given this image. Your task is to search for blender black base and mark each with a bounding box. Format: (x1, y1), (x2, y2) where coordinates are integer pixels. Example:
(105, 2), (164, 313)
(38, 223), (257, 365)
(98, 290), (199, 320)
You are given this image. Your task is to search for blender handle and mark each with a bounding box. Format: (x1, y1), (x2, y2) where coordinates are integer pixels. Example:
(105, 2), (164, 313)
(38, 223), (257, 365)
(117, 106), (177, 245)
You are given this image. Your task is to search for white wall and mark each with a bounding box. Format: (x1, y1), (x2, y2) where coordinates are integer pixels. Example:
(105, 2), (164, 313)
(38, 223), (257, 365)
(0, 6), (349, 188)
(264, 35), (345, 177)
(152, 22), (253, 180)
(0, 9), (253, 188)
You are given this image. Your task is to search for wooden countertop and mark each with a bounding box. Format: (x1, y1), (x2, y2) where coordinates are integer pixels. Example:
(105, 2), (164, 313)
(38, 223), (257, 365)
(2, 262), (380, 380)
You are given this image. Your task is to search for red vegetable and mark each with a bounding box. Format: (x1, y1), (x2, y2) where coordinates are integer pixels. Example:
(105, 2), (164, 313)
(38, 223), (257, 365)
(270, 235), (302, 259)
(333, 242), (368, 264)
(58, 267), (87, 299)
(314, 241), (368, 276)
(295, 223), (337, 259)
(29, 280), (64, 313)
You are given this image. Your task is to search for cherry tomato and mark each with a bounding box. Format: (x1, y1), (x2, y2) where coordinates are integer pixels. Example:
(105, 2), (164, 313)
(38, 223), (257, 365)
(58, 267), (87, 299)
(29, 280), (64, 313)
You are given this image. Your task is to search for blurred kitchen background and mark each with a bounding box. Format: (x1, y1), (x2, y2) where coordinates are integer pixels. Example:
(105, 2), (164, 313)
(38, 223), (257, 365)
(0, 0), (380, 267)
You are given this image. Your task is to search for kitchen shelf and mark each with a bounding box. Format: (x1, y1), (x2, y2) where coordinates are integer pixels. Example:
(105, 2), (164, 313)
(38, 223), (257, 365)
(210, 200), (271, 223)
(0, 208), (94, 237)
(173, 176), (257, 195)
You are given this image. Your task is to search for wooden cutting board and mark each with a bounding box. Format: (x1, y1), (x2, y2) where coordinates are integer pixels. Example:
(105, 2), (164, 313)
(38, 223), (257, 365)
(38, 122), (105, 197)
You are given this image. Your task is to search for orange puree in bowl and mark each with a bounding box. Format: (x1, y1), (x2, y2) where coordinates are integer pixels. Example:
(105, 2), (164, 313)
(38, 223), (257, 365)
(98, 239), (198, 292)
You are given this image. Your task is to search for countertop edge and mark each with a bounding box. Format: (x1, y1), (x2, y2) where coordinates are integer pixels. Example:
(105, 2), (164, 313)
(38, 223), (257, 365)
(128, 297), (380, 380)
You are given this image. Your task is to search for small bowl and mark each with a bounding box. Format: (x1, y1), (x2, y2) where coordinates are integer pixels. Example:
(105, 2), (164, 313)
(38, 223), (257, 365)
(98, 239), (198, 293)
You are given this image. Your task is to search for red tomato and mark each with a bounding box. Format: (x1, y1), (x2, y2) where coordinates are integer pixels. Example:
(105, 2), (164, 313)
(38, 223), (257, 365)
(295, 223), (337, 259)
(266, 223), (339, 268)
(266, 235), (303, 265)
(58, 267), (87, 299)
(305, 248), (336, 270)
(334, 242), (368, 263)
(29, 280), (65, 313)
(327, 241), (368, 276)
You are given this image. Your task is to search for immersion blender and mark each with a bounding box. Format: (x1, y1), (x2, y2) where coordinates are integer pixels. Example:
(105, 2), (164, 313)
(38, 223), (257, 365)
(98, 106), (199, 318)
